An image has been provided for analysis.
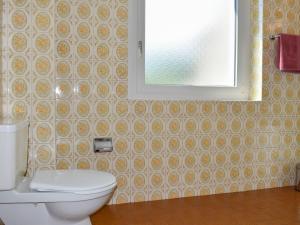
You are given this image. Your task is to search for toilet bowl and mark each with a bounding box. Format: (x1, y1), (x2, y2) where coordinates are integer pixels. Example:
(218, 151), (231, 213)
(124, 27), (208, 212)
(0, 120), (117, 225)
(0, 170), (117, 225)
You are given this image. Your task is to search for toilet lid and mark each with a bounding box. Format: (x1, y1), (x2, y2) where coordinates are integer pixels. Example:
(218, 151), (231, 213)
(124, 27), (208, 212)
(30, 170), (116, 194)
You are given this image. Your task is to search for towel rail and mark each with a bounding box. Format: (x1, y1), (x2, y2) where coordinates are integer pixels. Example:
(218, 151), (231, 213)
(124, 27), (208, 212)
(270, 34), (280, 40)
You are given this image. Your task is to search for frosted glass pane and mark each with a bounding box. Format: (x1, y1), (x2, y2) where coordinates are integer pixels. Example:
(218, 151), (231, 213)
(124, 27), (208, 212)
(145, 0), (236, 87)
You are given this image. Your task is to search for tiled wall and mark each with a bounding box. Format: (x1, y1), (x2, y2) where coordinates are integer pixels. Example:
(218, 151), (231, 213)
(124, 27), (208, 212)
(1, 0), (300, 204)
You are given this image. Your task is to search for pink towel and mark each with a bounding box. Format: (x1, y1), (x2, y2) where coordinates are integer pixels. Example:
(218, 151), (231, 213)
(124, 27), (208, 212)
(276, 33), (300, 73)
(276, 34), (300, 73)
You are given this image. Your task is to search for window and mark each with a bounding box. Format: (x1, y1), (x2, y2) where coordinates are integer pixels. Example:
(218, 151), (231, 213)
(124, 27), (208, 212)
(146, 0), (236, 87)
(129, 0), (260, 101)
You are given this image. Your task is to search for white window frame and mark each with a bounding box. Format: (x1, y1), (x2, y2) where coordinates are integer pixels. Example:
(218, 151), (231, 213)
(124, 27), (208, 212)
(128, 0), (252, 101)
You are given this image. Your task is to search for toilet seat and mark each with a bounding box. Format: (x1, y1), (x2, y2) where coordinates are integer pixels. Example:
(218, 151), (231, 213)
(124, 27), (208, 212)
(0, 176), (116, 204)
(30, 170), (117, 194)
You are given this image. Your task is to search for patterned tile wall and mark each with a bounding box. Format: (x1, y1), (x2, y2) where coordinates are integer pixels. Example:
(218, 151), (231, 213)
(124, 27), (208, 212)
(1, 0), (300, 204)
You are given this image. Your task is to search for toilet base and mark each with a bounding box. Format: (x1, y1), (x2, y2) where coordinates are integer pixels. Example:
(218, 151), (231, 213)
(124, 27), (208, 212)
(70, 218), (92, 225)
(52, 218), (92, 225)
(0, 203), (92, 225)
(52, 217), (92, 225)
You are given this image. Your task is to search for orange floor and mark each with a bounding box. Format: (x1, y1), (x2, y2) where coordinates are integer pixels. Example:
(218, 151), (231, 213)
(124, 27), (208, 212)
(91, 187), (300, 225)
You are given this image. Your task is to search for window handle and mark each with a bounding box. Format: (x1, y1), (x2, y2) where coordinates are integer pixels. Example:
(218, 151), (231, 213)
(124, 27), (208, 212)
(138, 41), (143, 57)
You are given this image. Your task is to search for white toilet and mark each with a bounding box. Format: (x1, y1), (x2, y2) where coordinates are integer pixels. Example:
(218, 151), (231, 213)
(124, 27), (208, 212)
(0, 119), (117, 225)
